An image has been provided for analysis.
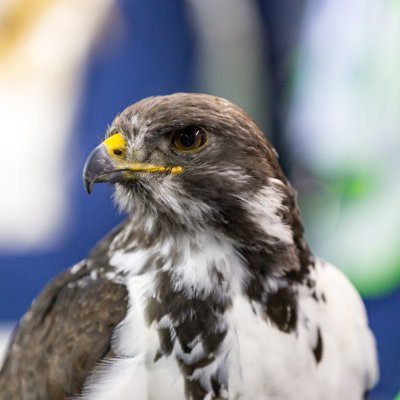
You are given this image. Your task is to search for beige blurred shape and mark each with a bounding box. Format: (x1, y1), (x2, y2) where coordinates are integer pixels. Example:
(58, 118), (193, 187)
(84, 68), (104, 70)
(0, 0), (116, 250)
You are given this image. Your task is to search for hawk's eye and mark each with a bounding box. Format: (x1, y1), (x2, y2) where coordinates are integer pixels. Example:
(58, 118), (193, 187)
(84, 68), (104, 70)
(171, 127), (208, 152)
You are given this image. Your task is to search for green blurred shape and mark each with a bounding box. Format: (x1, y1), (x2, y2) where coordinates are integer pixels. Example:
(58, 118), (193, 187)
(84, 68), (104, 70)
(350, 257), (400, 298)
(301, 169), (400, 298)
(326, 170), (377, 203)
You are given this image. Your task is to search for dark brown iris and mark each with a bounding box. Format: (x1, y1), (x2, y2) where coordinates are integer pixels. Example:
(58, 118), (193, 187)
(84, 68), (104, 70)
(171, 127), (208, 152)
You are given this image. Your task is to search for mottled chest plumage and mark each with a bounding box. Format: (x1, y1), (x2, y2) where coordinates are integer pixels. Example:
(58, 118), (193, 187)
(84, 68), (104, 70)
(80, 240), (376, 400)
(81, 227), (307, 400)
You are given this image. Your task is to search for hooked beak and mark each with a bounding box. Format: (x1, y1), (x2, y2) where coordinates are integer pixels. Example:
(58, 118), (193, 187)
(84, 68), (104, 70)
(82, 133), (183, 194)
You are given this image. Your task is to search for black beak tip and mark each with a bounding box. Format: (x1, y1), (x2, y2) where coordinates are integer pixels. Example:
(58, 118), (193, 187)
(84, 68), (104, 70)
(83, 177), (93, 194)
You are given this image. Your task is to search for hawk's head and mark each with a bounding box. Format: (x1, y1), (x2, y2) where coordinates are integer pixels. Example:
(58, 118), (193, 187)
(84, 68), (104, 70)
(83, 93), (309, 268)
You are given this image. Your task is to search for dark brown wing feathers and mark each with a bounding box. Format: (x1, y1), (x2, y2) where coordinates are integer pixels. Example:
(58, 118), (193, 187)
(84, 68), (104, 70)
(0, 262), (128, 400)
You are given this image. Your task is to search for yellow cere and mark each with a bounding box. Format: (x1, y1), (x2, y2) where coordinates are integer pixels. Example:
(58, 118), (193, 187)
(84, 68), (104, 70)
(103, 133), (126, 159)
(103, 133), (183, 175)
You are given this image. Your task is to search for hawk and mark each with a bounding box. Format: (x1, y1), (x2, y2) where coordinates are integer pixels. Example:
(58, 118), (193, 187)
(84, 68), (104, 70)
(0, 93), (378, 399)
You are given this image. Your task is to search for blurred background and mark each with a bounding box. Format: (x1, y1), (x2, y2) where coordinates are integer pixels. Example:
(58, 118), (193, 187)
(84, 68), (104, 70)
(0, 0), (399, 398)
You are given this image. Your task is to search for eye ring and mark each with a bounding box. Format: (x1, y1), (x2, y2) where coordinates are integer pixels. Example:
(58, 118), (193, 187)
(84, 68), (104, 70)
(170, 127), (208, 152)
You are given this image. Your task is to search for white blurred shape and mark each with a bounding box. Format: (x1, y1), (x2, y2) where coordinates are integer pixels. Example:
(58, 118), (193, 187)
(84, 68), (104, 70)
(289, 0), (400, 171)
(0, 323), (13, 368)
(0, 0), (115, 250)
